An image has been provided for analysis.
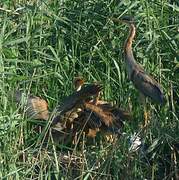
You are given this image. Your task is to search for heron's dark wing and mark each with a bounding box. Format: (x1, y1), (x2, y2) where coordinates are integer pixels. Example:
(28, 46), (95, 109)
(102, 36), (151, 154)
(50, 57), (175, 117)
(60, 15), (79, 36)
(84, 102), (129, 135)
(97, 102), (131, 122)
(57, 84), (102, 113)
(83, 110), (102, 128)
(110, 108), (131, 121)
(131, 67), (164, 104)
(52, 84), (102, 125)
(84, 102), (114, 127)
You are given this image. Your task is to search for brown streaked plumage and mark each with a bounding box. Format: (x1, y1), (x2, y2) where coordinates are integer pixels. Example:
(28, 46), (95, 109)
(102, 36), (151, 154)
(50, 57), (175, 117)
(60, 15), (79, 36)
(83, 101), (131, 136)
(14, 77), (130, 141)
(52, 83), (102, 125)
(14, 91), (49, 120)
(53, 77), (131, 138)
(84, 102), (114, 127)
(111, 16), (164, 104)
(97, 101), (131, 122)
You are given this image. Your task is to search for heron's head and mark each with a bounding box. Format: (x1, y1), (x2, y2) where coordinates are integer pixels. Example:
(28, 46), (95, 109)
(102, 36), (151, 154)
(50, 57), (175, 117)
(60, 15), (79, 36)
(74, 77), (85, 91)
(120, 16), (135, 24)
(111, 16), (135, 25)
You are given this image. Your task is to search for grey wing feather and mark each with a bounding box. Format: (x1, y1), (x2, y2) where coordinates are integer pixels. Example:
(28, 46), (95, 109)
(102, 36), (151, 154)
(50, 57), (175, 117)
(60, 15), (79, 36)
(131, 68), (164, 104)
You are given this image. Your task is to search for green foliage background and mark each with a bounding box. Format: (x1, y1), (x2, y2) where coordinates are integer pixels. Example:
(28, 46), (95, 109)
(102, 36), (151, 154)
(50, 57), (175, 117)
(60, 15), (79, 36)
(0, 0), (178, 179)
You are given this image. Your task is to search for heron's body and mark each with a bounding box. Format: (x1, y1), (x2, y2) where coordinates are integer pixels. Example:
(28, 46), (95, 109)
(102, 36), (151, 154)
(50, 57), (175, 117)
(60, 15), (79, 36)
(52, 83), (102, 125)
(72, 78), (131, 137)
(54, 77), (131, 138)
(72, 99), (131, 137)
(118, 17), (164, 104)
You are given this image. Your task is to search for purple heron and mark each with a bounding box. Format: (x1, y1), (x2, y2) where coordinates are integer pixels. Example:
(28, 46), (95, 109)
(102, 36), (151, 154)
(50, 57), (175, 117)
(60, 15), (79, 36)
(71, 77), (131, 138)
(51, 80), (102, 126)
(111, 16), (164, 126)
(14, 78), (130, 140)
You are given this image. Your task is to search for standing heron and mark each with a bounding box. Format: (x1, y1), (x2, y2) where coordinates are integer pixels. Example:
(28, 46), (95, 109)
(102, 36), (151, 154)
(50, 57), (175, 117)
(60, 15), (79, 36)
(111, 16), (164, 126)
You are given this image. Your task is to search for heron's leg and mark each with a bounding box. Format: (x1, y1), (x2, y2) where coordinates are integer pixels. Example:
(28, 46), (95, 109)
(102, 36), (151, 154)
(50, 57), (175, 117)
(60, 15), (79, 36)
(139, 93), (149, 127)
(143, 106), (149, 127)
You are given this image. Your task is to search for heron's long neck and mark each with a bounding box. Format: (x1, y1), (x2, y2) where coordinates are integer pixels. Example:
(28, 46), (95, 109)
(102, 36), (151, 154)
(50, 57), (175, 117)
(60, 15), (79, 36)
(124, 24), (136, 64)
(124, 24), (135, 50)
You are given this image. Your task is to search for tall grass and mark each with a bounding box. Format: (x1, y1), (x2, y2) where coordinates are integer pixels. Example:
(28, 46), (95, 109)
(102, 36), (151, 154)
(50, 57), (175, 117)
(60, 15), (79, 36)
(0, 0), (178, 179)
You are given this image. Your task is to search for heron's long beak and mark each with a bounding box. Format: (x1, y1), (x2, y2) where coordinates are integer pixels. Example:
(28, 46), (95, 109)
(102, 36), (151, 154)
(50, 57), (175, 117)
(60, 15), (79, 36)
(110, 17), (135, 24)
(110, 17), (122, 23)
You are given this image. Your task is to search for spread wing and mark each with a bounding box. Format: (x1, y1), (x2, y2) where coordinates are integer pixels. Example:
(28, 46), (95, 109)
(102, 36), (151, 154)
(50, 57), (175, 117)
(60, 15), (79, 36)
(83, 102), (131, 135)
(14, 91), (49, 120)
(83, 110), (102, 128)
(84, 102), (114, 127)
(52, 84), (102, 125)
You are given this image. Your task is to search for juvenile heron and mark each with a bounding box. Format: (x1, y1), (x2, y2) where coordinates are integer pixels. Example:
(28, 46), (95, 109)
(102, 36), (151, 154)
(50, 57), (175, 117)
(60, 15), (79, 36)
(111, 16), (164, 126)
(51, 82), (102, 126)
(14, 77), (131, 141)
(72, 77), (131, 137)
